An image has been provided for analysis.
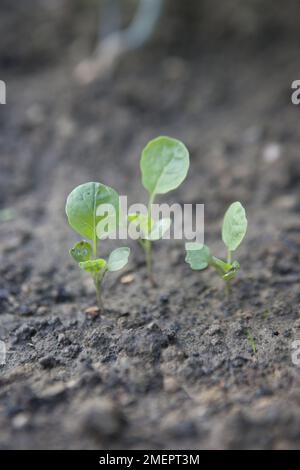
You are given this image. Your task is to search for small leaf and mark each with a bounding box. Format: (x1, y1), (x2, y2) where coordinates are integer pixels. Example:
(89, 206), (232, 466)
(222, 202), (247, 252)
(144, 218), (171, 241)
(0, 208), (16, 223)
(79, 259), (107, 274)
(210, 256), (232, 276)
(140, 136), (190, 198)
(65, 182), (119, 241)
(107, 247), (130, 272)
(70, 241), (92, 263)
(222, 261), (240, 281)
(185, 243), (211, 270)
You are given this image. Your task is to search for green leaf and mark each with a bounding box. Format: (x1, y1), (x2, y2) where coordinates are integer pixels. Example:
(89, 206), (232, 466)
(128, 213), (154, 237)
(222, 202), (247, 252)
(210, 256), (232, 276)
(107, 247), (130, 272)
(70, 241), (92, 262)
(65, 182), (119, 241)
(79, 259), (107, 274)
(143, 217), (171, 241)
(222, 261), (240, 281)
(0, 208), (16, 223)
(210, 257), (240, 280)
(185, 243), (211, 270)
(140, 136), (190, 198)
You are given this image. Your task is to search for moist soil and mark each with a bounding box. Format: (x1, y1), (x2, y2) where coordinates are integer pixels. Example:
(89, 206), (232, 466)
(0, 38), (300, 449)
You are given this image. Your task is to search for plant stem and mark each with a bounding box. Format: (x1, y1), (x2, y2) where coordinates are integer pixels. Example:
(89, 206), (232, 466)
(148, 194), (155, 216)
(225, 280), (231, 297)
(145, 239), (152, 273)
(95, 280), (104, 311)
(93, 236), (97, 258)
(143, 194), (156, 287)
(94, 275), (105, 311)
(226, 249), (232, 297)
(143, 239), (156, 287)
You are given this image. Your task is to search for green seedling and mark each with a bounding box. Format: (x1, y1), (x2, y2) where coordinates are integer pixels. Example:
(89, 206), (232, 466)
(246, 330), (257, 354)
(66, 182), (130, 310)
(185, 202), (248, 294)
(129, 136), (190, 285)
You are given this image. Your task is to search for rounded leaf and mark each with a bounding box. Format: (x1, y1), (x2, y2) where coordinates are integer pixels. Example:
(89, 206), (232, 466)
(107, 247), (130, 272)
(66, 182), (119, 240)
(185, 243), (211, 270)
(222, 202), (247, 252)
(70, 241), (92, 263)
(140, 136), (190, 197)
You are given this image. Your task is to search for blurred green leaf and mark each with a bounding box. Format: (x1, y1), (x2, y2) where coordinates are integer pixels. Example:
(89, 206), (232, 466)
(140, 136), (189, 198)
(70, 240), (92, 263)
(107, 247), (130, 272)
(0, 208), (16, 223)
(222, 201), (247, 252)
(65, 182), (119, 241)
(185, 243), (211, 270)
(79, 259), (107, 274)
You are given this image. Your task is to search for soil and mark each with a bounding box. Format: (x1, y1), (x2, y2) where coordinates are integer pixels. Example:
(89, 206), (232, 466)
(1, 20), (300, 449)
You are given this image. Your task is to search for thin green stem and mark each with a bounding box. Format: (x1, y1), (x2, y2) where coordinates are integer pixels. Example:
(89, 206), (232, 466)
(145, 194), (156, 286)
(148, 193), (155, 216)
(226, 249), (233, 297)
(225, 281), (232, 297)
(93, 236), (97, 258)
(145, 240), (152, 277)
(95, 280), (103, 311)
(94, 269), (106, 311)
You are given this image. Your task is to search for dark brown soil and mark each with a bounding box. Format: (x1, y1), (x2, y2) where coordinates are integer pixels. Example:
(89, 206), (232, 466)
(1, 13), (300, 449)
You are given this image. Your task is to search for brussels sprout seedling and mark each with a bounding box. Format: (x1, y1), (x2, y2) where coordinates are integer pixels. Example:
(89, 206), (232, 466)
(185, 202), (248, 293)
(130, 136), (190, 285)
(66, 182), (130, 309)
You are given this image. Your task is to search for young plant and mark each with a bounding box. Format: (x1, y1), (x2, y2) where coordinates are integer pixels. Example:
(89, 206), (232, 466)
(246, 330), (257, 354)
(185, 202), (248, 293)
(129, 136), (190, 285)
(66, 182), (130, 310)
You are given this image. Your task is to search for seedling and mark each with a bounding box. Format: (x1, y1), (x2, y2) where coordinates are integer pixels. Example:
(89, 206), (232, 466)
(66, 182), (130, 310)
(185, 202), (248, 293)
(246, 330), (257, 354)
(129, 136), (190, 285)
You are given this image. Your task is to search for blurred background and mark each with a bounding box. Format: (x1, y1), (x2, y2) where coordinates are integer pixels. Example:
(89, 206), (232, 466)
(1, 0), (300, 451)
(0, 0), (300, 269)
(1, 0), (300, 195)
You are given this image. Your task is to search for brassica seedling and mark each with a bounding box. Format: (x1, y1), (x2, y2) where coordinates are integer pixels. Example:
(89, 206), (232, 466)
(185, 202), (248, 293)
(66, 182), (130, 309)
(130, 136), (189, 285)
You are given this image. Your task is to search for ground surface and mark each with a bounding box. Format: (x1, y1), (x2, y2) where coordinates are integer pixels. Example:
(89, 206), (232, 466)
(0, 36), (300, 449)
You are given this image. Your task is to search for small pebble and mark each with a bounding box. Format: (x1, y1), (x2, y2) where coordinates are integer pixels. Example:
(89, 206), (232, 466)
(163, 376), (180, 393)
(120, 274), (134, 284)
(263, 143), (281, 163)
(79, 398), (126, 439)
(19, 305), (34, 317)
(39, 355), (58, 369)
(12, 413), (30, 430)
(36, 306), (48, 315)
(85, 306), (100, 317)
